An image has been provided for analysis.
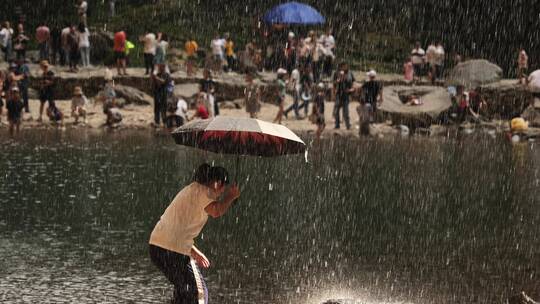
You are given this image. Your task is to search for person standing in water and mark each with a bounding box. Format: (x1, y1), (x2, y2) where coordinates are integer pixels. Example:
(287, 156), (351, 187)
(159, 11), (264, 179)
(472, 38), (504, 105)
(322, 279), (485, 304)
(149, 163), (241, 304)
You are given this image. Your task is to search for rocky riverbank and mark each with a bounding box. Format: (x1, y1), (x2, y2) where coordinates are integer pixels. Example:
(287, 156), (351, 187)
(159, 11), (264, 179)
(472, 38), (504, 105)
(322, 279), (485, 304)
(2, 63), (539, 140)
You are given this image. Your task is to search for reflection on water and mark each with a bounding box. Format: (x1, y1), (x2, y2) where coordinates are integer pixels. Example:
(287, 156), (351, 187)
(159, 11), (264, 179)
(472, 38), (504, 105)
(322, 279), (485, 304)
(0, 131), (539, 304)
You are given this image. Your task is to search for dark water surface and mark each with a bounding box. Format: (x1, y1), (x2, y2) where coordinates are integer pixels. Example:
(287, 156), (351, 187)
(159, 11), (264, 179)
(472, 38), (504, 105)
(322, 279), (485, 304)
(0, 130), (539, 304)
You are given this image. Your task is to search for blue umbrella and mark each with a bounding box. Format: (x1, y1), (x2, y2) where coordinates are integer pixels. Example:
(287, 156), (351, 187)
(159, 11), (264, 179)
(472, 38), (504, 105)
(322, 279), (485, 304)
(263, 1), (325, 25)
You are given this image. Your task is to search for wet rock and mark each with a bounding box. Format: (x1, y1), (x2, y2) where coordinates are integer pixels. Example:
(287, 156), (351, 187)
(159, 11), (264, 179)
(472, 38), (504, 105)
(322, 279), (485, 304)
(114, 85), (152, 106)
(480, 80), (531, 119)
(89, 30), (114, 64)
(174, 83), (200, 100)
(521, 105), (540, 127)
(321, 299), (359, 304)
(508, 292), (539, 304)
(447, 59), (503, 87)
(219, 100), (243, 109)
(28, 88), (39, 99)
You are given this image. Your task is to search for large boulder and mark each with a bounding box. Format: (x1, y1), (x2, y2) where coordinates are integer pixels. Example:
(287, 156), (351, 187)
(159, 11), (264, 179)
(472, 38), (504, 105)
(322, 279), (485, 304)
(89, 30), (114, 64)
(379, 85), (452, 125)
(174, 83), (200, 100)
(480, 80), (531, 119)
(114, 85), (152, 105)
(447, 59), (503, 88)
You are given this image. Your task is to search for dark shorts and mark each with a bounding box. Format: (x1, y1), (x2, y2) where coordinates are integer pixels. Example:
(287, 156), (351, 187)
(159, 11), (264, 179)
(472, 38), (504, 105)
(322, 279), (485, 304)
(413, 64), (423, 77)
(39, 91), (54, 104)
(316, 115), (325, 126)
(114, 51), (126, 60)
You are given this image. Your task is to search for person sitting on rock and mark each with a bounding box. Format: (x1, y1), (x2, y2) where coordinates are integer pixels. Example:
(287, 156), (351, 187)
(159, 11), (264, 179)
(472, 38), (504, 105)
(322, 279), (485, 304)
(71, 86), (88, 124)
(468, 87), (488, 121)
(190, 93), (210, 121)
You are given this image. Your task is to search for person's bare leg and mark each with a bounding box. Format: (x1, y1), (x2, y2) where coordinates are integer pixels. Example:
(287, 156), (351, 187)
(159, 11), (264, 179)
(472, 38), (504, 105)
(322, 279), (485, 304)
(116, 59), (122, 75)
(122, 59), (127, 75)
(15, 122), (20, 135)
(39, 103), (44, 121)
(9, 123), (14, 137)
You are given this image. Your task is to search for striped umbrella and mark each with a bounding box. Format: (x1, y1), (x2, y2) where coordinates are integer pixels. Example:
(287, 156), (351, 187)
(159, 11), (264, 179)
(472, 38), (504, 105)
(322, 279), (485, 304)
(171, 117), (306, 157)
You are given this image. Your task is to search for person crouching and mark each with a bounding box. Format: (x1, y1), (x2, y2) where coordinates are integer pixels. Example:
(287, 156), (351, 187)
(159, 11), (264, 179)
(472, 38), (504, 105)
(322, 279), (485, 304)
(71, 86), (88, 124)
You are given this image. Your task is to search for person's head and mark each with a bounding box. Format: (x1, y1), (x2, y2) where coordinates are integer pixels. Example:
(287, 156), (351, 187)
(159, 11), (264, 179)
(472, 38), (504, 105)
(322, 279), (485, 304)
(157, 63), (166, 73)
(73, 86), (83, 97)
(288, 31), (295, 40)
(474, 86), (482, 94)
(456, 85), (465, 94)
(17, 23), (23, 32)
(326, 28), (332, 35)
(338, 62), (348, 72)
(214, 32), (220, 39)
(224, 32), (230, 40)
(367, 69), (377, 80)
(277, 68), (287, 79)
(193, 163), (230, 193)
(40, 60), (49, 71)
(415, 41), (420, 48)
(77, 23), (85, 33)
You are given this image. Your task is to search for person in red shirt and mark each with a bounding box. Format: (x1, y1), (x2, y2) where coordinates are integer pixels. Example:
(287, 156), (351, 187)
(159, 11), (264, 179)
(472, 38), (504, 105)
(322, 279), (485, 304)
(36, 22), (50, 61)
(114, 30), (127, 76)
(191, 93), (209, 120)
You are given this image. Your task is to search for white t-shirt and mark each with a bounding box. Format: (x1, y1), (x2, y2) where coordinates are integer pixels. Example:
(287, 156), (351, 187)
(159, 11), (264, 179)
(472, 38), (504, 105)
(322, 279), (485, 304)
(149, 182), (218, 255)
(426, 44), (437, 65)
(176, 99), (188, 119)
(143, 33), (157, 55)
(411, 47), (425, 65)
(434, 46), (445, 65)
(0, 28), (12, 47)
(211, 38), (225, 56)
(78, 28), (90, 48)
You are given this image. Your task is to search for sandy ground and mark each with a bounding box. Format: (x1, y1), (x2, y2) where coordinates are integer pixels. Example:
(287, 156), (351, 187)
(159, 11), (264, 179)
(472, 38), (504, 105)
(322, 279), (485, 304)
(0, 94), (381, 138)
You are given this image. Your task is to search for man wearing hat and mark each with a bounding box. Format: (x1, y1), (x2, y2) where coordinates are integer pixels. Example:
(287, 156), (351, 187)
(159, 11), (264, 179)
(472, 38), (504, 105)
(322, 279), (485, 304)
(360, 70), (383, 122)
(71, 86), (88, 124)
(38, 60), (56, 122)
(6, 86), (24, 136)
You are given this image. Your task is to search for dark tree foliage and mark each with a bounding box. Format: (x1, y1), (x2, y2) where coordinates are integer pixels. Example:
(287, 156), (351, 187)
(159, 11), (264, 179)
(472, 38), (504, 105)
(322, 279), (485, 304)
(0, 0), (538, 74)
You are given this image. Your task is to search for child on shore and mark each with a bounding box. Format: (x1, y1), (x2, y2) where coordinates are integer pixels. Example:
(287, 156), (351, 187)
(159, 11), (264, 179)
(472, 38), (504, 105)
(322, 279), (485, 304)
(71, 86), (88, 124)
(6, 86), (24, 136)
(46, 101), (64, 127)
(273, 68), (287, 124)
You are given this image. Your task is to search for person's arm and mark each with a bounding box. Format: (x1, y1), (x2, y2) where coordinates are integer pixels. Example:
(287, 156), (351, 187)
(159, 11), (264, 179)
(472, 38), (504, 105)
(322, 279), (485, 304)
(204, 184), (240, 218)
(378, 84), (384, 104)
(191, 245), (210, 268)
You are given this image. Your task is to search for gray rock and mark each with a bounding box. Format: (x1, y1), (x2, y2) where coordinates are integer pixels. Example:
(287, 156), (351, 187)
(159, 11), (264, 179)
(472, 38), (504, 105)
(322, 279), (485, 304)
(521, 105), (540, 127)
(114, 85), (152, 105)
(89, 30), (114, 64)
(28, 88), (39, 99)
(447, 59), (503, 88)
(174, 83), (200, 100)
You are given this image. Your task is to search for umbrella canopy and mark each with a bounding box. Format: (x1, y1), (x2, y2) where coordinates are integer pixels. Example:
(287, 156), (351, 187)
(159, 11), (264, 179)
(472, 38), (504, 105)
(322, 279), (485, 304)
(446, 59), (503, 88)
(263, 2), (325, 25)
(172, 117), (306, 157)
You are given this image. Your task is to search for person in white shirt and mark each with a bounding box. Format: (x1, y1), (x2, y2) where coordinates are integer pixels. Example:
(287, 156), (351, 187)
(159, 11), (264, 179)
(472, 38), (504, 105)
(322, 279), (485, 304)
(411, 41), (425, 81)
(284, 67), (301, 119)
(0, 22), (13, 62)
(433, 42), (445, 83)
(320, 29), (335, 78)
(149, 163), (240, 304)
(210, 33), (225, 72)
(77, 23), (91, 67)
(140, 30), (157, 75)
(166, 96), (188, 130)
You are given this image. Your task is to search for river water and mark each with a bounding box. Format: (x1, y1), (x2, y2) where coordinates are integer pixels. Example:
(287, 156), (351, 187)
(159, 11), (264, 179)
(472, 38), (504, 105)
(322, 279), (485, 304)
(0, 130), (538, 304)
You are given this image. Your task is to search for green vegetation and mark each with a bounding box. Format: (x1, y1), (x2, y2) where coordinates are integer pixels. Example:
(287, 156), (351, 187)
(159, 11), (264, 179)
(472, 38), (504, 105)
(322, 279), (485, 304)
(1, 0), (538, 75)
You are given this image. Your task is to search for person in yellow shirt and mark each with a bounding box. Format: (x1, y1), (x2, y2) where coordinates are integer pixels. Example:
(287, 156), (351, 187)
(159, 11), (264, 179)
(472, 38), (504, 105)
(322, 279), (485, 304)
(185, 37), (198, 76)
(225, 35), (235, 72)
